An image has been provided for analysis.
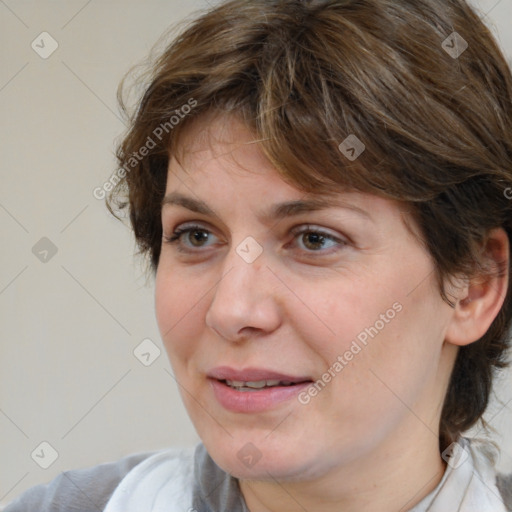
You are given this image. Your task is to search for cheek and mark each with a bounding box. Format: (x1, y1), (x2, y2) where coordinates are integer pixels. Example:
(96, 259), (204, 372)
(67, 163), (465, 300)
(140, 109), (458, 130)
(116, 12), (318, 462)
(285, 274), (402, 364)
(291, 261), (447, 399)
(154, 267), (206, 361)
(327, 281), (449, 423)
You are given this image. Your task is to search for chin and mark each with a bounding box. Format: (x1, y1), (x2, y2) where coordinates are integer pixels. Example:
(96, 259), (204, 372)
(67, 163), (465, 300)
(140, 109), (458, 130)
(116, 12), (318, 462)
(202, 433), (325, 482)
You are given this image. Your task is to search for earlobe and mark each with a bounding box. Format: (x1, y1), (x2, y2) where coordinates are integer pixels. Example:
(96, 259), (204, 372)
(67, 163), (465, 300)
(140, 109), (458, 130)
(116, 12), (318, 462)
(445, 228), (509, 347)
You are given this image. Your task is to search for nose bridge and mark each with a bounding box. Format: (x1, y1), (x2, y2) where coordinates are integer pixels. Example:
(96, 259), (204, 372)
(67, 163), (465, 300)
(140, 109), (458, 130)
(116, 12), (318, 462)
(218, 233), (269, 295)
(205, 242), (281, 340)
(215, 244), (267, 308)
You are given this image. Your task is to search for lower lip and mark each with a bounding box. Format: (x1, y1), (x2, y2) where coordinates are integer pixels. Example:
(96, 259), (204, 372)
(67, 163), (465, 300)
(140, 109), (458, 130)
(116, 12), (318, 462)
(209, 379), (311, 413)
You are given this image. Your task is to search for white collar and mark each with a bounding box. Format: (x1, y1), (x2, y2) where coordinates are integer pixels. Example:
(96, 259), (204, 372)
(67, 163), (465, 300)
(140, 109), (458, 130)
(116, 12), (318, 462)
(103, 447), (195, 512)
(411, 437), (507, 512)
(104, 439), (507, 512)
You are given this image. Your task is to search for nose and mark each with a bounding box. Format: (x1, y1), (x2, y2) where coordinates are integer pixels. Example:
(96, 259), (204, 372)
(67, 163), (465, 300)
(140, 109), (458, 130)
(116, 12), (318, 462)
(205, 248), (282, 342)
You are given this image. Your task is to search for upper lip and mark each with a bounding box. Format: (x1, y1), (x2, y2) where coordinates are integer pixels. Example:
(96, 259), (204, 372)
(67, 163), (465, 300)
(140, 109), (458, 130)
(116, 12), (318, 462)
(207, 366), (313, 383)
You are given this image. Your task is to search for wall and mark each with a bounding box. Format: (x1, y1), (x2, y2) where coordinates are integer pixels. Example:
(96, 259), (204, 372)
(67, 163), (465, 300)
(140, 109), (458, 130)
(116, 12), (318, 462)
(1, 0), (511, 507)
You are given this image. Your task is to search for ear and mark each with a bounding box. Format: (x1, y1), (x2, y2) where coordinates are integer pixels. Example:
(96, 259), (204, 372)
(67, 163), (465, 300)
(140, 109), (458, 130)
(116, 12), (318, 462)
(445, 228), (509, 347)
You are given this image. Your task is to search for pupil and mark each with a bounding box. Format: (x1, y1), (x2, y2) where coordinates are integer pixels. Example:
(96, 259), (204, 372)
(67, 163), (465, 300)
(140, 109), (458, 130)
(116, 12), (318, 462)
(305, 233), (324, 250)
(191, 230), (208, 246)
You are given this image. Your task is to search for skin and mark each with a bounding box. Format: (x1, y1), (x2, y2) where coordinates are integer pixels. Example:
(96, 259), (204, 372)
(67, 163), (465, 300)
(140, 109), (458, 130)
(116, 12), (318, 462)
(154, 113), (509, 512)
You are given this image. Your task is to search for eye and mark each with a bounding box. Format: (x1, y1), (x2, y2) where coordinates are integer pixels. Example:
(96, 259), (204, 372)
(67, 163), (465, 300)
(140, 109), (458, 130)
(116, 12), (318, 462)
(163, 223), (347, 256)
(290, 225), (346, 253)
(163, 224), (218, 250)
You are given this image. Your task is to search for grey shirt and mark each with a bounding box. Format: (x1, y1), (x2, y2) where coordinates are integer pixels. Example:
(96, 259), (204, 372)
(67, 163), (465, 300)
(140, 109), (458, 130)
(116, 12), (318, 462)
(3, 451), (152, 512)
(4, 445), (247, 512)
(4, 444), (512, 511)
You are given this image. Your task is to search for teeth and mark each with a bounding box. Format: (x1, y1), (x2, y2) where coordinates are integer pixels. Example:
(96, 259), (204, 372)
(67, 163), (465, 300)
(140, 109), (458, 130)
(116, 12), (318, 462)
(225, 379), (284, 389)
(245, 381), (267, 389)
(259, 379), (281, 387)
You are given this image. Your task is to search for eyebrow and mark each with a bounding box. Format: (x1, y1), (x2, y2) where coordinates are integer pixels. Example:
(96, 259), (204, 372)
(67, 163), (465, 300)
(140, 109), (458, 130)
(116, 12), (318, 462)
(161, 192), (372, 222)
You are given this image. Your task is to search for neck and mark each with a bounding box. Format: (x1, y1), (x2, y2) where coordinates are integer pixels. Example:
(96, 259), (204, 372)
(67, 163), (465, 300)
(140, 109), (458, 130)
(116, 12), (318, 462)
(239, 431), (446, 512)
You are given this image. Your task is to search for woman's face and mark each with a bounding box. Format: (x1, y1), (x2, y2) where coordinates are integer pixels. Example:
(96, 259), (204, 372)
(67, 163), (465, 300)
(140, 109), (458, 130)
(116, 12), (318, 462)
(155, 114), (456, 481)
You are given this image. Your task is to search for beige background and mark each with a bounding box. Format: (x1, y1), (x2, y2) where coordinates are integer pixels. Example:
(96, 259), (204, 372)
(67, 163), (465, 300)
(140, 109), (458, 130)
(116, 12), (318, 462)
(1, 0), (511, 507)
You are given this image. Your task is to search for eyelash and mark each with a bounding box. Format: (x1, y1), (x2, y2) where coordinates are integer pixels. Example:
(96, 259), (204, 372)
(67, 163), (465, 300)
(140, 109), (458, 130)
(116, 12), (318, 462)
(162, 223), (346, 256)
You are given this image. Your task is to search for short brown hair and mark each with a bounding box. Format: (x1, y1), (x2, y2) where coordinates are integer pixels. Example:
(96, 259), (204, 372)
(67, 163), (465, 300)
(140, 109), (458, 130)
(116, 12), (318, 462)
(107, 0), (512, 450)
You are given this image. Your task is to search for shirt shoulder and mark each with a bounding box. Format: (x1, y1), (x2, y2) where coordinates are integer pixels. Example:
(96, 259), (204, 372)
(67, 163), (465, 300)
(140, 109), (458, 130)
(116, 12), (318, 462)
(3, 451), (156, 512)
(497, 473), (512, 511)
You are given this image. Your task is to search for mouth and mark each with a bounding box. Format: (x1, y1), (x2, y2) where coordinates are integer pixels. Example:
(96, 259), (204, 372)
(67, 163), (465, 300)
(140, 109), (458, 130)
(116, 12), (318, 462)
(207, 366), (313, 413)
(221, 378), (310, 391)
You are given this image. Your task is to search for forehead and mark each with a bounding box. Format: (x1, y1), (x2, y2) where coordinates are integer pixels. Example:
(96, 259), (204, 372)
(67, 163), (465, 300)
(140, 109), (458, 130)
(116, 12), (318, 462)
(169, 114), (347, 205)
(166, 111), (418, 234)
(171, 111), (270, 173)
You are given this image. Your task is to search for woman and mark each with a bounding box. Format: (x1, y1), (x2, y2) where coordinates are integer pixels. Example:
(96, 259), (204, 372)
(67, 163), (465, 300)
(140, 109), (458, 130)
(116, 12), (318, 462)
(5, 0), (512, 510)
